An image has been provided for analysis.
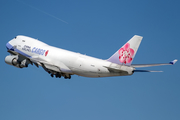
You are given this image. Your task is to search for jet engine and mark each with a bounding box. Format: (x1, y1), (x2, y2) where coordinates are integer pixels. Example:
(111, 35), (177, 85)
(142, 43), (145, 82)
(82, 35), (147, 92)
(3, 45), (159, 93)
(5, 55), (30, 68)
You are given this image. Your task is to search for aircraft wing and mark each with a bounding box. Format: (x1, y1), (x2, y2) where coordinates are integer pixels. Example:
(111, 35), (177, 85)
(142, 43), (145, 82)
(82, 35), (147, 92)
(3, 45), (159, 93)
(40, 61), (61, 73)
(131, 59), (178, 68)
(7, 50), (18, 55)
(30, 56), (73, 74)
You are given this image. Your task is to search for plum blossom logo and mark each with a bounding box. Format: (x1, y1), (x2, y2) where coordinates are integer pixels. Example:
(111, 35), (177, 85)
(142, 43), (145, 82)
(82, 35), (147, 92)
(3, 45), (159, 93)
(118, 43), (134, 64)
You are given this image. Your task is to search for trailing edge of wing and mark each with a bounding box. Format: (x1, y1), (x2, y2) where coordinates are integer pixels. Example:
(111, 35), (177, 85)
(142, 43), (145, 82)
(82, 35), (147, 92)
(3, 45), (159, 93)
(30, 56), (73, 74)
(41, 62), (61, 72)
(7, 50), (17, 55)
(131, 59), (178, 68)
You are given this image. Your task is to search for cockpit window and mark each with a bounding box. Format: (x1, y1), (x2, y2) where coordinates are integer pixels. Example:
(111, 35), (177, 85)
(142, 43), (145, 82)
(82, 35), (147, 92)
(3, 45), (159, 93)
(22, 40), (25, 42)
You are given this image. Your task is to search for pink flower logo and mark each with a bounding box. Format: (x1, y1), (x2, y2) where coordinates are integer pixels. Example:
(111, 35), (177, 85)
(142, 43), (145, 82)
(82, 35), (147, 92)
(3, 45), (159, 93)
(118, 43), (134, 64)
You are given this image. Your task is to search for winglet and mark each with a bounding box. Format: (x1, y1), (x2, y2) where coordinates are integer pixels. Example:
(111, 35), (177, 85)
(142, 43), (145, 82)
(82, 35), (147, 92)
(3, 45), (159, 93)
(169, 59), (178, 65)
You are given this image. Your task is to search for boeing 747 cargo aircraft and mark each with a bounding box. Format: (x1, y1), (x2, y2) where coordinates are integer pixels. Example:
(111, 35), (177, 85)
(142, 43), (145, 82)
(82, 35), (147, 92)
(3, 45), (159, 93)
(5, 35), (177, 79)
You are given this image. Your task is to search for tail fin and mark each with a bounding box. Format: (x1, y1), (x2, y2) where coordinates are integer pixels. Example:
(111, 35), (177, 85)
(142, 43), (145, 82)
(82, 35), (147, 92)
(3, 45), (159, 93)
(107, 35), (143, 66)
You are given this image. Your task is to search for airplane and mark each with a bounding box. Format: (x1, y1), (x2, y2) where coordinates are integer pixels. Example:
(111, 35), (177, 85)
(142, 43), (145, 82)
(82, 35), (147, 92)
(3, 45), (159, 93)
(5, 35), (177, 79)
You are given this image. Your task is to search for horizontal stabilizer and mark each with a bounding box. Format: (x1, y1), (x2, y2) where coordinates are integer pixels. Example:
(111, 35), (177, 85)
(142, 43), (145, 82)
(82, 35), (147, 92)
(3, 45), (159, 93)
(134, 70), (163, 72)
(132, 59), (178, 68)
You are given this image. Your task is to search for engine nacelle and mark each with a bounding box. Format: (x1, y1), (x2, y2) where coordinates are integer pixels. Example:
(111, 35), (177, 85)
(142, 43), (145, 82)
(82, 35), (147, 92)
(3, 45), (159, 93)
(5, 55), (30, 68)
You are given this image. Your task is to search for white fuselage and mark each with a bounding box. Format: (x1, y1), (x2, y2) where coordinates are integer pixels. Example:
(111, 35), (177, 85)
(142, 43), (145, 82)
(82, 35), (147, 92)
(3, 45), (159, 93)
(6, 35), (177, 79)
(6, 36), (133, 78)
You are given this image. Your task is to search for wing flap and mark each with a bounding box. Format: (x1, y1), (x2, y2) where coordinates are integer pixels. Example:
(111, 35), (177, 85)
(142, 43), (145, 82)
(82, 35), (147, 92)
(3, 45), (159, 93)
(30, 56), (73, 74)
(42, 63), (60, 72)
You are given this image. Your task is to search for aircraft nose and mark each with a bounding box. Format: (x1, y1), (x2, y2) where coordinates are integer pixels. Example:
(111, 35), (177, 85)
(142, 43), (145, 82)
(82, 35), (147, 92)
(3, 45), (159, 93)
(6, 42), (14, 51)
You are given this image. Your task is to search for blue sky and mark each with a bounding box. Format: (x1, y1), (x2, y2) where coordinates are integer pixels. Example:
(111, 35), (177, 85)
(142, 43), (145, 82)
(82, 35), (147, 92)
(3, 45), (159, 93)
(0, 0), (180, 120)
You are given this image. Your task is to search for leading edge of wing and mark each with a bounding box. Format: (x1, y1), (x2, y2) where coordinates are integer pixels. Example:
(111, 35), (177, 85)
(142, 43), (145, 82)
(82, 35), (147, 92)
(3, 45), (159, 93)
(131, 59), (178, 68)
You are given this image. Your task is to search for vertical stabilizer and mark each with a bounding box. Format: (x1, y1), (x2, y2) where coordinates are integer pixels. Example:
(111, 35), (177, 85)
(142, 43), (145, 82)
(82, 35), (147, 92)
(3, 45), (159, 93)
(107, 35), (143, 66)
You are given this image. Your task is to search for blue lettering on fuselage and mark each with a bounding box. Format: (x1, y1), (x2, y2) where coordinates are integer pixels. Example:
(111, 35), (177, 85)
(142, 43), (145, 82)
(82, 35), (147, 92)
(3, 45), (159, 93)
(22, 45), (31, 52)
(32, 47), (46, 55)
